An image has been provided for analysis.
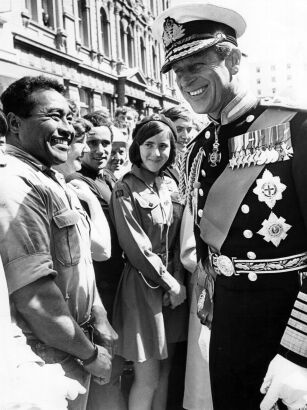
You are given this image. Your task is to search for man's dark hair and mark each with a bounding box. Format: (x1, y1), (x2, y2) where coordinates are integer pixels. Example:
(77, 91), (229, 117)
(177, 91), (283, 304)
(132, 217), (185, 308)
(83, 112), (114, 141)
(129, 120), (176, 171)
(161, 106), (192, 123)
(1, 75), (65, 118)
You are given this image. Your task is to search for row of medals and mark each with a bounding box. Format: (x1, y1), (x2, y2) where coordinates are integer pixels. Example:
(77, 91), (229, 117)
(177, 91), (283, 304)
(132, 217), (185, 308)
(228, 144), (292, 169)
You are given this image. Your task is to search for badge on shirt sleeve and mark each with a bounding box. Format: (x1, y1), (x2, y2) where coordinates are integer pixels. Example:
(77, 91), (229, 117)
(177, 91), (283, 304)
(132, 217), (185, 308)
(253, 169), (286, 209)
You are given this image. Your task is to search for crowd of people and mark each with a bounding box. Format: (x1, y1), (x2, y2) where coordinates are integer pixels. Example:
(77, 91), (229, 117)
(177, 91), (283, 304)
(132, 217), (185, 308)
(0, 73), (205, 410)
(2, 1), (307, 410)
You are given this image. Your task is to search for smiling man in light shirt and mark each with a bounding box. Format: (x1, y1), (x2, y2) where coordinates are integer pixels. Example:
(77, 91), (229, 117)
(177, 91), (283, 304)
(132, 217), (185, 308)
(0, 76), (117, 410)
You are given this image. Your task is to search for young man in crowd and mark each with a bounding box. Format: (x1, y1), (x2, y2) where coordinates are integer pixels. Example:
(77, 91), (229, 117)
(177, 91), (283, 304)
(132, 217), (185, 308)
(114, 106), (138, 142)
(153, 2), (307, 409)
(0, 76), (117, 410)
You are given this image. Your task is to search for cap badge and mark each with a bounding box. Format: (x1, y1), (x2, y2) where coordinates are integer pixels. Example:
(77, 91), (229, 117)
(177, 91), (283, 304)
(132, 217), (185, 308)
(162, 17), (185, 47)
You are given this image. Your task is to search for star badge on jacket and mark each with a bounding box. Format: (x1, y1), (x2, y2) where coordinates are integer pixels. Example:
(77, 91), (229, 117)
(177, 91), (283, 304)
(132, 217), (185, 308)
(257, 212), (292, 247)
(253, 169), (286, 209)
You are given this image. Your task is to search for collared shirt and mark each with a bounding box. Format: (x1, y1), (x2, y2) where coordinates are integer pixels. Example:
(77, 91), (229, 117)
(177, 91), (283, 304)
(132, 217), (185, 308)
(0, 145), (102, 338)
(208, 89), (258, 125)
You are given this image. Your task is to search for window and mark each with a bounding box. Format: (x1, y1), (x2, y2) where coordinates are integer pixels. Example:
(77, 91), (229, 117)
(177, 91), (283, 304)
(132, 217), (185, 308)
(25, 0), (55, 29)
(100, 7), (110, 57)
(25, 0), (38, 22)
(120, 24), (126, 62)
(257, 78), (261, 84)
(257, 90), (262, 96)
(271, 77), (276, 83)
(256, 67), (261, 73)
(271, 65), (276, 71)
(101, 93), (112, 112)
(152, 44), (158, 80)
(287, 63), (291, 69)
(150, 0), (154, 13)
(287, 74), (292, 81)
(127, 27), (134, 67)
(140, 37), (146, 74)
(167, 72), (173, 88)
(77, 0), (89, 47)
(79, 88), (92, 116)
(272, 88), (276, 94)
(41, 0), (55, 29)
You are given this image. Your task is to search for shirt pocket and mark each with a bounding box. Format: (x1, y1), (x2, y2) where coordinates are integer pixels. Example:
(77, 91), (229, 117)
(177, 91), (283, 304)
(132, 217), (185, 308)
(52, 208), (81, 267)
(134, 193), (164, 228)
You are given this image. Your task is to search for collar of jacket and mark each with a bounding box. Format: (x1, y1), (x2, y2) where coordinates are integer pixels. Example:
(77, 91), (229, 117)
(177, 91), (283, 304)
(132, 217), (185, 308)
(5, 144), (63, 182)
(208, 89), (258, 126)
(130, 165), (165, 188)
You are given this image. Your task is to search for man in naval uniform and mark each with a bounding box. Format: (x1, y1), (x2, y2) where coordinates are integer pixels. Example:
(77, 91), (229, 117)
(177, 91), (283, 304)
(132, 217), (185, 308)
(153, 2), (307, 409)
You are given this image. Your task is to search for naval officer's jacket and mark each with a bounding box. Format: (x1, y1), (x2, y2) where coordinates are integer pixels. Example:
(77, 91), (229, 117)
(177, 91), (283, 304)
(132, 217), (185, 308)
(180, 92), (307, 367)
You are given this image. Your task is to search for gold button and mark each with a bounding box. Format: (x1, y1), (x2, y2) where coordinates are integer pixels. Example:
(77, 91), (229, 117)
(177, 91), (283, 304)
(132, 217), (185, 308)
(198, 209), (203, 218)
(199, 188), (204, 196)
(248, 272), (258, 281)
(247, 251), (256, 259)
(243, 230), (253, 239)
(205, 131), (211, 139)
(201, 169), (206, 177)
(246, 115), (255, 123)
(241, 204), (250, 214)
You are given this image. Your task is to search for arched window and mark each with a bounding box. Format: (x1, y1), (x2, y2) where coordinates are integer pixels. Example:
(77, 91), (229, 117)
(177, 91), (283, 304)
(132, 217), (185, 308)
(100, 7), (110, 57)
(77, 0), (89, 47)
(140, 37), (146, 74)
(127, 27), (134, 67)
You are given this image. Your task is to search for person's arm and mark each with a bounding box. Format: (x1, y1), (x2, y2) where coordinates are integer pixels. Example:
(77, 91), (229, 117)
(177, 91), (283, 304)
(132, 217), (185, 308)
(12, 277), (99, 358)
(67, 179), (111, 261)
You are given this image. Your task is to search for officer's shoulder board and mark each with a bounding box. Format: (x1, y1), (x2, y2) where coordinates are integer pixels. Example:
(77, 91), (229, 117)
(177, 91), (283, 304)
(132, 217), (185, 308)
(259, 97), (307, 114)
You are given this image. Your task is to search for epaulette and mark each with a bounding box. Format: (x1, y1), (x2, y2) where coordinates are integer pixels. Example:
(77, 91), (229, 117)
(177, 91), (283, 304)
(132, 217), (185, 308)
(259, 98), (307, 113)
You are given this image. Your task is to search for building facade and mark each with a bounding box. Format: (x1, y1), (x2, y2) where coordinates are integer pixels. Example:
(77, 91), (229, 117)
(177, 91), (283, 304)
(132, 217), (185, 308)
(0, 0), (180, 116)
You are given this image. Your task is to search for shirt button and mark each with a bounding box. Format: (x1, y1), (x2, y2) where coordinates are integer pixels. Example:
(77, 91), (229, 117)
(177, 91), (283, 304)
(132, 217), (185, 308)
(198, 209), (203, 218)
(243, 229), (253, 239)
(199, 188), (204, 196)
(201, 169), (206, 177)
(247, 251), (256, 259)
(205, 131), (211, 139)
(241, 204), (250, 214)
(246, 115), (255, 123)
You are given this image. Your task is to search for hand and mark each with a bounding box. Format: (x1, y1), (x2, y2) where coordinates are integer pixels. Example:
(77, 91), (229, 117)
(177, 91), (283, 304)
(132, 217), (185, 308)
(84, 344), (112, 383)
(91, 307), (118, 356)
(168, 283), (186, 309)
(195, 272), (215, 329)
(260, 354), (307, 410)
(67, 179), (95, 204)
